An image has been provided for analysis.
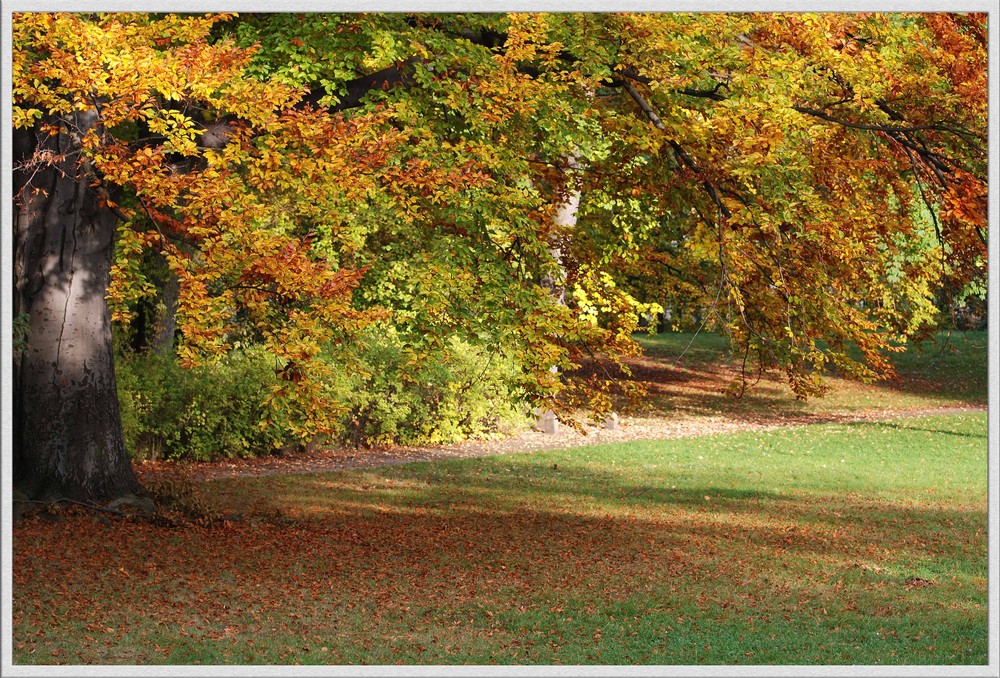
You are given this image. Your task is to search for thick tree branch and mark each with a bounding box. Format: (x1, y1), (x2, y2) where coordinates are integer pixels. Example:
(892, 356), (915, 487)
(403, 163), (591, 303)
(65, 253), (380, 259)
(617, 76), (733, 221)
(795, 104), (983, 177)
(875, 99), (987, 158)
(678, 85), (727, 101)
(794, 104), (974, 185)
(667, 141), (732, 221)
(300, 57), (420, 112)
(612, 67), (728, 101)
(616, 77), (667, 131)
(793, 105), (962, 135)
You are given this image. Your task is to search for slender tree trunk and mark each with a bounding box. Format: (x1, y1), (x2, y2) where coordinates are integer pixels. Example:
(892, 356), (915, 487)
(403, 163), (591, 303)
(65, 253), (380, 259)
(541, 156), (581, 303)
(151, 262), (180, 356)
(13, 112), (140, 502)
(536, 157), (582, 435)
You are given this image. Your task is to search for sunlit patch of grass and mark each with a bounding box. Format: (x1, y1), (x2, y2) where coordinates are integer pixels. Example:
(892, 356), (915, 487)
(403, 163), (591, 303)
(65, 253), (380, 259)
(13, 413), (987, 665)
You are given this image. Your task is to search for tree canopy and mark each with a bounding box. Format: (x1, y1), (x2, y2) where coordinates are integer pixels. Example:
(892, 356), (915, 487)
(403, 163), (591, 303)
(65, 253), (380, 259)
(11, 12), (988, 500)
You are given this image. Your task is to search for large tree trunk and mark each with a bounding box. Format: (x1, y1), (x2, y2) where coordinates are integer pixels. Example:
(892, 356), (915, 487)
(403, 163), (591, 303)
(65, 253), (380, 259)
(13, 112), (140, 502)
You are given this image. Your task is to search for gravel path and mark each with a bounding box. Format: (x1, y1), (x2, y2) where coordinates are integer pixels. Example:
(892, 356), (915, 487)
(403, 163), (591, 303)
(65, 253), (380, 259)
(135, 405), (986, 484)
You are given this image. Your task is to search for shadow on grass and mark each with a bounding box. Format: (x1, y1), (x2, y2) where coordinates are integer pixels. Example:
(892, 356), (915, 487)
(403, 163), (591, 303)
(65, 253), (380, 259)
(217, 460), (987, 585)
(574, 354), (821, 421)
(616, 330), (989, 418)
(877, 421), (988, 439)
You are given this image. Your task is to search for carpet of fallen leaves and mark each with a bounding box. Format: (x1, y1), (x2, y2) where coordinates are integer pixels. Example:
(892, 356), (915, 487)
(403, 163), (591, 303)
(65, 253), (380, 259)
(12, 470), (987, 665)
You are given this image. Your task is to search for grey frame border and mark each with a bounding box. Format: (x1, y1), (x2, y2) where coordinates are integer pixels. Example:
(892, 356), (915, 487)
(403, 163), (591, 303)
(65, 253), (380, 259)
(1, 2), (997, 677)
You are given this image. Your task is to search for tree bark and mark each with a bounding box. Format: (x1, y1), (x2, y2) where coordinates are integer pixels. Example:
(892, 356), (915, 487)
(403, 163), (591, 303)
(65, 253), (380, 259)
(540, 156), (581, 304)
(151, 265), (180, 356)
(13, 112), (140, 502)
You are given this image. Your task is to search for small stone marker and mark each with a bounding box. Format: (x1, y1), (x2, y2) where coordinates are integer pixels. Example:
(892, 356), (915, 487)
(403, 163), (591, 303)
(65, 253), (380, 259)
(604, 412), (619, 431)
(538, 409), (560, 435)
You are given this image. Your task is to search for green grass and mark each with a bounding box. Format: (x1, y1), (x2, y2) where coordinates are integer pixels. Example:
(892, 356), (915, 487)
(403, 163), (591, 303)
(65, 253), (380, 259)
(13, 412), (988, 665)
(636, 330), (735, 363)
(632, 330), (987, 416)
(888, 330), (989, 402)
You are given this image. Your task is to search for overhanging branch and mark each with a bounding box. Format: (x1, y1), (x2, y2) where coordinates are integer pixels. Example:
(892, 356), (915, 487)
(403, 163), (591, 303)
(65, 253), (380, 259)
(617, 76), (733, 221)
(793, 105), (966, 135)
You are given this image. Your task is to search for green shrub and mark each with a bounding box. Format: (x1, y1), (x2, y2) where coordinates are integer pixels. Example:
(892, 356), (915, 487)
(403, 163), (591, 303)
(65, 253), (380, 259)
(116, 345), (291, 462)
(117, 331), (530, 460)
(335, 328), (530, 447)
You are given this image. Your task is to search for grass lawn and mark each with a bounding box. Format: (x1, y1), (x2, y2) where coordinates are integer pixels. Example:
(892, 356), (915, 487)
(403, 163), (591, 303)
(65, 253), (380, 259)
(12, 411), (988, 665)
(631, 330), (988, 417)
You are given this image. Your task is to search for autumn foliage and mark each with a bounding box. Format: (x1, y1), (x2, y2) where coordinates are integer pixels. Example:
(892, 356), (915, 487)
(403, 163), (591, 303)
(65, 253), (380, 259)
(12, 12), (988, 454)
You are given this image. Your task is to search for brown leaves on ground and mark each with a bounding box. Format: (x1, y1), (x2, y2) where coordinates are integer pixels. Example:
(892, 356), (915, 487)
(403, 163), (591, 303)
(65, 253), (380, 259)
(12, 481), (982, 664)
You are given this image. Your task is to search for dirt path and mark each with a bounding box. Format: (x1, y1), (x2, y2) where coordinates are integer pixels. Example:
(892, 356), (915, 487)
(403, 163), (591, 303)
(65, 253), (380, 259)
(134, 405), (986, 484)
